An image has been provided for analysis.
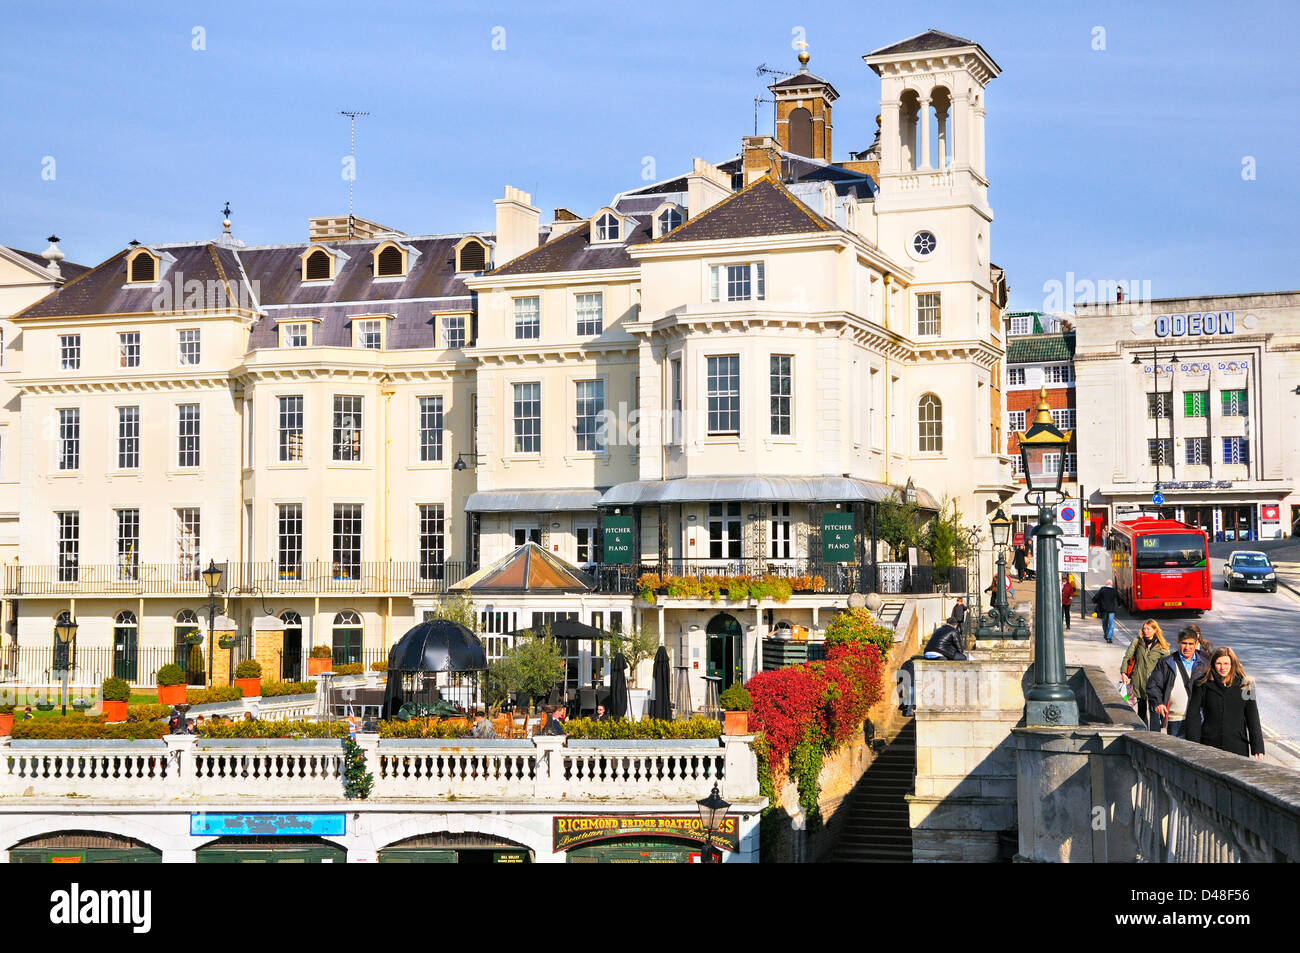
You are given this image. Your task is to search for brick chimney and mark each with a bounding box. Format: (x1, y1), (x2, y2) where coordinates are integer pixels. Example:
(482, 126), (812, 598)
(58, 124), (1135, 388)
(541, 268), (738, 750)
(493, 186), (540, 267)
(686, 158), (731, 218)
(742, 136), (783, 186)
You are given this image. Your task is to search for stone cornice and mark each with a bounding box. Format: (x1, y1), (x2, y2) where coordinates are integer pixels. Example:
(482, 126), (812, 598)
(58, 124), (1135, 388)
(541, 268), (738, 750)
(18, 374), (235, 396)
(470, 342), (640, 366)
(466, 267), (640, 292)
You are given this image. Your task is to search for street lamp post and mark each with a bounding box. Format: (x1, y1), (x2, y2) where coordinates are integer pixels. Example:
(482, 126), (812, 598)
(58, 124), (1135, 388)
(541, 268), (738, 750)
(975, 509), (1029, 639)
(696, 782), (731, 864)
(1018, 388), (1078, 727)
(965, 524), (983, 624)
(201, 559), (225, 687)
(1132, 346), (1180, 501)
(53, 615), (78, 716)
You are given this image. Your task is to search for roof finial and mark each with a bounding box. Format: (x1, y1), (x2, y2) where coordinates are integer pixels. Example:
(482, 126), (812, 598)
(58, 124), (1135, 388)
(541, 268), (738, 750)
(41, 235), (65, 278)
(796, 39), (810, 70)
(221, 201), (232, 232)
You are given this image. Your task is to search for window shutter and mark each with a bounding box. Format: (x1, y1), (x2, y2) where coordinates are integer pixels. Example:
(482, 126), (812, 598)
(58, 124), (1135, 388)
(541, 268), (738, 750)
(305, 250), (331, 280)
(710, 266), (719, 302)
(376, 245), (404, 276)
(756, 261), (765, 300)
(130, 254), (155, 283)
(459, 241), (486, 273)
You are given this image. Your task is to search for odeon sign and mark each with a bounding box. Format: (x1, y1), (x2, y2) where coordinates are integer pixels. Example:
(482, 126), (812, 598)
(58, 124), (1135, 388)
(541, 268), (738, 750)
(1153, 311), (1235, 338)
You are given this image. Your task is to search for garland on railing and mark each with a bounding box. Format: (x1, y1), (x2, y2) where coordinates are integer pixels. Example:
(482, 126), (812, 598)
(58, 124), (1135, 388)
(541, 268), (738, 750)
(635, 573), (825, 604)
(342, 737), (374, 799)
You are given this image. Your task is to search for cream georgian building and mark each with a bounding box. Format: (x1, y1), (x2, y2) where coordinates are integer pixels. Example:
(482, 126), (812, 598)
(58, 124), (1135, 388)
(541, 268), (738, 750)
(5, 30), (1015, 705)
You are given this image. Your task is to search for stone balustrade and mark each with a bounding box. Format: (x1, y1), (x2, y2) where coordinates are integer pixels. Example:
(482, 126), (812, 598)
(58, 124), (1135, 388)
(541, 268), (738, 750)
(1, 733), (759, 804)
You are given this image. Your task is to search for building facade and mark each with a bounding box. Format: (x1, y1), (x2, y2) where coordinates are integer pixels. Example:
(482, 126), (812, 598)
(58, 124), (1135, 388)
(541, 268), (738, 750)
(1075, 292), (1300, 541)
(5, 30), (1015, 706)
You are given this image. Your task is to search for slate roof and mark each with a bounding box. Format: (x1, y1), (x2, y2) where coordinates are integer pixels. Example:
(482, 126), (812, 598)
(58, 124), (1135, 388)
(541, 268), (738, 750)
(652, 175), (838, 244)
(1006, 332), (1075, 365)
(769, 70), (839, 100)
(868, 29), (980, 57)
(8, 247), (90, 280)
(490, 215), (651, 276)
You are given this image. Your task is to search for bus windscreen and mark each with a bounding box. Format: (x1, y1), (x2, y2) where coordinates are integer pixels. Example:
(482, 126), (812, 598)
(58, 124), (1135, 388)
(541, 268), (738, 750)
(1134, 534), (1207, 569)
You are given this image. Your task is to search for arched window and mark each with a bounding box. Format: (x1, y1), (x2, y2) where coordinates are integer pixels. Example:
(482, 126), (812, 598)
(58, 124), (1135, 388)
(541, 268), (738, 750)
(595, 213), (620, 242)
(114, 611), (138, 682)
(332, 610), (363, 665)
(788, 106), (813, 157)
(174, 609), (202, 682)
(898, 90), (921, 171)
(304, 249), (332, 281)
(918, 394), (943, 453)
(128, 251), (156, 283)
(655, 207), (682, 238)
(375, 244), (404, 277)
(457, 240), (487, 273)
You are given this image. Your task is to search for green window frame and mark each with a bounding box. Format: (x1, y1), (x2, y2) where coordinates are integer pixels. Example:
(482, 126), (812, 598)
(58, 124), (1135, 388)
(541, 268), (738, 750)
(1183, 391), (1208, 417)
(1221, 389), (1248, 416)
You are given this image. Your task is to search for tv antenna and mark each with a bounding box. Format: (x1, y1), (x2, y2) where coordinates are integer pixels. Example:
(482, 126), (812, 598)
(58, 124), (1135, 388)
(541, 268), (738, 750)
(339, 110), (369, 237)
(751, 64), (790, 136)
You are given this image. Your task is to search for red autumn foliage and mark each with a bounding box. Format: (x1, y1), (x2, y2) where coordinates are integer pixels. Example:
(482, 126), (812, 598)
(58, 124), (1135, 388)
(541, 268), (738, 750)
(748, 642), (886, 780)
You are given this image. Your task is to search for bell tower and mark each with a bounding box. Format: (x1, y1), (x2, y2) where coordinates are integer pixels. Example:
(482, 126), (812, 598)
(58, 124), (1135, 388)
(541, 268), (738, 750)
(863, 30), (1000, 215)
(769, 44), (839, 161)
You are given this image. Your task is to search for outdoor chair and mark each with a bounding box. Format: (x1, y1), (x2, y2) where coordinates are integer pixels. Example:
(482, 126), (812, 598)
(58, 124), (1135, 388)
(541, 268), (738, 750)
(578, 688), (597, 718)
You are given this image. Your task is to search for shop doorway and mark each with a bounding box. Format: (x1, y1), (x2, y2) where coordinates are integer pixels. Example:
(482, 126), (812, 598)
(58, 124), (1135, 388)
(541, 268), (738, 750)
(1182, 506), (1214, 537)
(195, 837), (345, 863)
(706, 613), (743, 690)
(9, 831), (161, 863)
(377, 832), (531, 863)
(1220, 506), (1254, 542)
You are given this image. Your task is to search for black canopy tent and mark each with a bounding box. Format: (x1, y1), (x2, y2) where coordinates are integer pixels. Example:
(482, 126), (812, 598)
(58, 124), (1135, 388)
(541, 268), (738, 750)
(382, 619), (489, 719)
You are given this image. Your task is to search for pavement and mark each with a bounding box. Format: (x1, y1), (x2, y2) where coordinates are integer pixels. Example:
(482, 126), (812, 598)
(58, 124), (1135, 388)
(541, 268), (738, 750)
(1005, 566), (1300, 774)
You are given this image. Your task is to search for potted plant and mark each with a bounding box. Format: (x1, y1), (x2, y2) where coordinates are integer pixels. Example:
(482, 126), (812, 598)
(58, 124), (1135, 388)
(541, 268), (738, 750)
(184, 631), (204, 646)
(0, 704), (13, 736)
(218, 634), (239, 650)
(234, 659), (262, 698)
(308, 645), (333, 675)
(156, 663), (186, 705)
(719, 682), (752, 735)
(101, 677), (131, 723)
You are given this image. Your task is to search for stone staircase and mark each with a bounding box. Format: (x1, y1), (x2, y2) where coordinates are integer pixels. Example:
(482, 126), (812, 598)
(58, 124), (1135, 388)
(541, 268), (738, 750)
(831, 715), (916, 862)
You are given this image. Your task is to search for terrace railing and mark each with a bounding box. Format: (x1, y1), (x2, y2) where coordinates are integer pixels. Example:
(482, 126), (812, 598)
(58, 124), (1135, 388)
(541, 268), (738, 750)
(593, 559), (966, 598)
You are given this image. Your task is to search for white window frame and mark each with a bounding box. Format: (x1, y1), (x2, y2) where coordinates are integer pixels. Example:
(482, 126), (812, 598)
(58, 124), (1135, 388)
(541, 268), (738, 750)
(418, 395), (445, 463)
(575, 292), (604, 336)
(708, 262), (765, 303)
(512, 381), (542, 454)
(1043, 364), (1074, 386)
(1007, 367), (1027, 387)
(177, 403), (201, 468)
(332, 395), (363, 463)
(176, 507), (201, 582)
(574, 379), (606, 453)
(60, 334), (80, 371)
(513, 297), (540, 340)
(769, 354), (792, 437)
(417, 503), (446, 581)
(57, 408), (80, 471)
(277, 503), (304, 579)
(178, 328), (201, 366)
(278, 395), (305, 463)
(594, 212), (621, 242)
(354, 318), (384, 350)
(118, 331), (140, 368)
(280, 322), (310, 348)
(916, 292), (941, 337)
(1049, 408), (1075, 429)
(706, 355), (740, 436)
(331, 503), (364, 579)
(1007, 410), (1027, 433)
(917, 393), (943, 454)
(117, 405), (140, 470)
(441, 314), (467, 349)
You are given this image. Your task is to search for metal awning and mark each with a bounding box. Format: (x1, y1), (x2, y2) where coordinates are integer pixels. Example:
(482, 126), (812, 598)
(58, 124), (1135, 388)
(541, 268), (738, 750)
(598, 476), (939, 510)
(464, 488), (605, 513)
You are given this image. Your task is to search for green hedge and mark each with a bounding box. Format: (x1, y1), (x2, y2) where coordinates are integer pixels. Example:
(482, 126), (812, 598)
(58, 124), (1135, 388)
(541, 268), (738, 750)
(11, 715), (170, 740)
(185, 686), (244, 705)
(126, 703), (172, 723)
(197, 719), (347, 739)
(561, 716), (722, 740)
(333, 663), (364, 676)
(378, 719), (476, 739)
(260, 680), (317, 698)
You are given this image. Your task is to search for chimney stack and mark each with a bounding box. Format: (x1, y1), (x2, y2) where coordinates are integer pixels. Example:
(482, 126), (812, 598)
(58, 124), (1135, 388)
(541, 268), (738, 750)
(741, 136), (783, 186)
(494, 186), (540, 268)
(686, 158), (731, 218)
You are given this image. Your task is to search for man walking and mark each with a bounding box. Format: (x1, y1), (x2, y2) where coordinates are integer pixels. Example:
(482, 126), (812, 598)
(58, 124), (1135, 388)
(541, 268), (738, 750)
(1091, 578), (1119, 643)
(1146, 627), (1210, 736)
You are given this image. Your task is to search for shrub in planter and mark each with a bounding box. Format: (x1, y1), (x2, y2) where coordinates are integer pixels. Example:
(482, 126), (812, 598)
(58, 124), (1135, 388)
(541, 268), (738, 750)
(156, 663), (187, 705)
(185, 686), (244, 705)
(0, 703), (13, 736)
(308, 645), (332, 675)
(561, 716), (722, 740)
(369, 660), (388, 673)
(127, 703), (172, 723)
(333, 663), (363, 676)
(233, 659), (262, 698)
(197, 718), (346, 739)
(101, 677), (131, 722)
(11, 714), (170, 740)
(260, 680), (317, 698)
(720, 682), (753, 734)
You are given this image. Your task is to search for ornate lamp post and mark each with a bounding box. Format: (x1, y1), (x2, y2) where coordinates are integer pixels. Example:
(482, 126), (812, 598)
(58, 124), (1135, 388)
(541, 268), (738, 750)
(696, 782), (731, 864)
(965, 524), (983, 623)
(975, 509), (1028, 639)
(201, 559), (224, 687)
(53, 615), (78, 716)
(1018, 388), (1078, 727)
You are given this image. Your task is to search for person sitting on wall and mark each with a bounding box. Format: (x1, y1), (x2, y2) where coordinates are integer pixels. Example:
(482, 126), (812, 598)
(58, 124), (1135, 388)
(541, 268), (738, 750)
(540, 706), (568, 735)
(923, 622), (970, 662)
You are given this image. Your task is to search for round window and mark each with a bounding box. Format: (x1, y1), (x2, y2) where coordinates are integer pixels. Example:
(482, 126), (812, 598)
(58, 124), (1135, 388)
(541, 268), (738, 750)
(912, 230), (938, 256)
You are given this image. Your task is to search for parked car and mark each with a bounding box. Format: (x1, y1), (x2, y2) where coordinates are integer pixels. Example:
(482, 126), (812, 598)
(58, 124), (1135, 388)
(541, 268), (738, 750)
(1222, 551), (1277, 593)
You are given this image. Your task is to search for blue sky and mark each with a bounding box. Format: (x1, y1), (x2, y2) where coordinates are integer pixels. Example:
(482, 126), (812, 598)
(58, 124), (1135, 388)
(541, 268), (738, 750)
(2, 0), (1297, 311)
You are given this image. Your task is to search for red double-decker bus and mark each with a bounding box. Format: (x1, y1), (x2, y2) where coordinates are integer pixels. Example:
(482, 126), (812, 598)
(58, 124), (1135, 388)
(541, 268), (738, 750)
(1107, 517), (1211, 614)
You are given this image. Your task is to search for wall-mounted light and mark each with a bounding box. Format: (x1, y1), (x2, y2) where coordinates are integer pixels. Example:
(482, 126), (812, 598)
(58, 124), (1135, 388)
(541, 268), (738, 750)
(687, 514), (697, 522)
(453, 453), (484, 471)
(551, 522), (561, 529)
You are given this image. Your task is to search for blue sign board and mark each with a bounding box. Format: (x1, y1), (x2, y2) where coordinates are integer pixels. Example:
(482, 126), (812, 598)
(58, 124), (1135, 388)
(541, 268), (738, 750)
(191, 813), (346, 837)
(1152, 492), (1165, 506)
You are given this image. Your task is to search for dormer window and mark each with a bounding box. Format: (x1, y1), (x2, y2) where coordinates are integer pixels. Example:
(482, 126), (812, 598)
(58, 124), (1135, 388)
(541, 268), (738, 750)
(595, 212), (621, 242)
(655, 206), (683, 238)
(375, 244), (404, 277)
(457, 239), (488, 273)
(352, 316), (389, 350)
(126, 249), (158, 284)
(279, 320), (317, 348)
(303, 248), (334, 281)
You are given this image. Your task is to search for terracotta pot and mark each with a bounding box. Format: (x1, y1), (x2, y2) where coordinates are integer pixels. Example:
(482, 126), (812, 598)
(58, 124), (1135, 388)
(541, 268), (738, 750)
(308, 656), (332, 675)
(101, 700), (129, 723)
(157, 684), (186, 706)
(0, 712), (13, 736)
(723, 710), (749, 735)
(235, 677), (261, 698)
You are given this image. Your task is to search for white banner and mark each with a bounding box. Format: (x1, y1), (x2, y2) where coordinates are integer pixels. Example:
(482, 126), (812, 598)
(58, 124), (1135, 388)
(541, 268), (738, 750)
(1058, 536), (1090, 575)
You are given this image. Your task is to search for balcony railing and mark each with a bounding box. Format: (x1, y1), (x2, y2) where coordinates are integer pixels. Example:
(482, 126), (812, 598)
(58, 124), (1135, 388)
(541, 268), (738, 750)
(4, 561), (470, 597)
(591, 559), (967, 598)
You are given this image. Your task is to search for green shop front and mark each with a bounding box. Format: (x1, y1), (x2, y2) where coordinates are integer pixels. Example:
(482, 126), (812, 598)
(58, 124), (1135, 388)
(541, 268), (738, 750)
(555, 814), (739, 863)
(191, 812), (346, 863)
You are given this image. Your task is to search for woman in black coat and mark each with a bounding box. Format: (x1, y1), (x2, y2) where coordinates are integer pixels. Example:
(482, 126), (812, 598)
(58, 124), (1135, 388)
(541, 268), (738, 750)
(1186, 647), (1265, 759)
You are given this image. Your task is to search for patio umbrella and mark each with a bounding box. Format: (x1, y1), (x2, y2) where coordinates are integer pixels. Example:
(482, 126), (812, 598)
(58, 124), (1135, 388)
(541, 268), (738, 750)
(648, 646), (672, 720)
(506, 618), (603, 641)
(608, 652), (629, 719)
